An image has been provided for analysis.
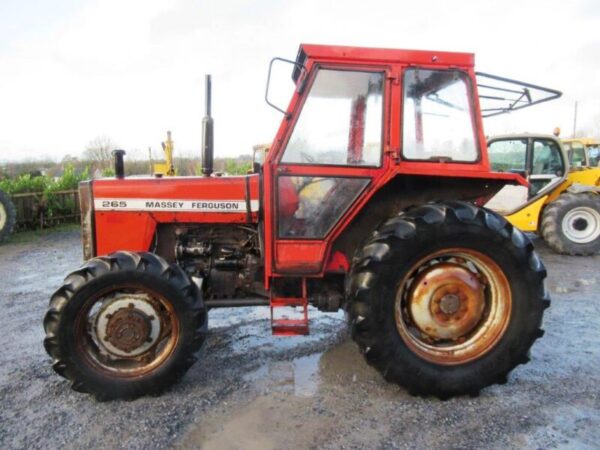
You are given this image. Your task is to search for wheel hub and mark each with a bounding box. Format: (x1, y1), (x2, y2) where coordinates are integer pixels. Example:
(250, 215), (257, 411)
(408, 262), (485, 340)
(573, 218), (588, 231)
(439, 293), (460, 314)
(105, 305), (153, 353)
(95, 294), (162, 357)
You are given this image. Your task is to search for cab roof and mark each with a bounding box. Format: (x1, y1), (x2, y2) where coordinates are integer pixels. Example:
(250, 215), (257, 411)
(297, 43), (475, 68)
(562, 138), (600, 146)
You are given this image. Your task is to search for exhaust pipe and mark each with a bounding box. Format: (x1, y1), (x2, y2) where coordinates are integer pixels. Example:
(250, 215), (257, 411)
(201, 74), (214, 177)
(112, 149), (126, 179)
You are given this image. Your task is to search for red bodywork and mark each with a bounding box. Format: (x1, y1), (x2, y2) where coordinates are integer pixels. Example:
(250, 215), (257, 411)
(92, 175), (260, 255)
(89, 44), (525, 289)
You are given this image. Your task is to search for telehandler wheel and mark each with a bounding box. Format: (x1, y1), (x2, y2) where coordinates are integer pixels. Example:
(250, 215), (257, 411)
(541, 192), (600, 256)
(0, 190), (16, 243)
(43, 251), (207, 400)
(347, 202), (549, 399)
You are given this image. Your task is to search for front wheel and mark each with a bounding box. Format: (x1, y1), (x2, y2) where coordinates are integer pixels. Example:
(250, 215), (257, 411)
(347, 202), (549, 398)
(43, 251), (207, 400)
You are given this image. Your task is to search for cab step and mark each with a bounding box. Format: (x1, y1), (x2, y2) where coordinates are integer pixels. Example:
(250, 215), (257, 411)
(270, 280), (309, 336)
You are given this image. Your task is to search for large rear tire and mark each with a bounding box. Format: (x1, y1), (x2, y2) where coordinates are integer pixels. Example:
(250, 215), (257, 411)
(541, 192), (600, 255)
(43, 251), (207, 400)
(347, 202), (549, 398)
(0, 190), (16, 243)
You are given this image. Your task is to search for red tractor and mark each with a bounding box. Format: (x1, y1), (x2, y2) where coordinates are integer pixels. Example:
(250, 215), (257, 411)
(44, 44), (552, 400)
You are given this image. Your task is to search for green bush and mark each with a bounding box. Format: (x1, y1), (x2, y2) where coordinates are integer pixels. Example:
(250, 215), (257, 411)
(224, 159), (252, 175)
(0, 173), (48, 194)
(0, 164), (91, 227)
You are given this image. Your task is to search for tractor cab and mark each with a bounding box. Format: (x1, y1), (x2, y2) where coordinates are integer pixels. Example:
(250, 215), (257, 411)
(486, 134), (567, 213)
(45, 44), (561, 401)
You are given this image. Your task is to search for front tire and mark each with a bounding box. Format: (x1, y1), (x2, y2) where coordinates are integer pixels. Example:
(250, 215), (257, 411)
(43, 251), (207, 400)
(347, 202), (549, 398)
(541, 192), (600, 255)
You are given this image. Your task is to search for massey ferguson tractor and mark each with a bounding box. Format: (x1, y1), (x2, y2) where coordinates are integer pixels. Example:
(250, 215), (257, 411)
(44, 44), (554, 400)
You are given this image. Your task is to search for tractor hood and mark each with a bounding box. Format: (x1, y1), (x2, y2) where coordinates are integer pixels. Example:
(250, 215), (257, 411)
(91, 174), (260, 222)
(84, 174), (260, 257)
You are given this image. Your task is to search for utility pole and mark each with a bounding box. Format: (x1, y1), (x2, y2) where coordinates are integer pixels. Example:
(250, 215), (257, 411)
(572, 101), (578, 137)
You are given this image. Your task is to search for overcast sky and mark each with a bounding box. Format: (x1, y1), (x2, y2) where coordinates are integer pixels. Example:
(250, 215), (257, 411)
(0, 0), (598, 162)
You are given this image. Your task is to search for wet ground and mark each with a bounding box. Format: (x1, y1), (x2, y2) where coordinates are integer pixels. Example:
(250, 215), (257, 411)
(0, 229), (599, 449)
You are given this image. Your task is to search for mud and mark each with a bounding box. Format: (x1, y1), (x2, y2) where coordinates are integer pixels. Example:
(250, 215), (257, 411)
(0, 229), (599, 449)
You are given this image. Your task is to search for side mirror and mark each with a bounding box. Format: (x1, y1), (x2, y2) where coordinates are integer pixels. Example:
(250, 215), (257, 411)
(265, 57), (307, 118)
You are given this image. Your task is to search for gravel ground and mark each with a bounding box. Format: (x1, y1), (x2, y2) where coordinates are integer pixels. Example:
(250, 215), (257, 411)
(0, 229), (599, 449)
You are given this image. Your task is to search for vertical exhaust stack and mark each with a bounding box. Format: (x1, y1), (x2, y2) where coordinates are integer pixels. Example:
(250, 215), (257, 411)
(202, 74), (214, 177)
(112, 149), (126, 179)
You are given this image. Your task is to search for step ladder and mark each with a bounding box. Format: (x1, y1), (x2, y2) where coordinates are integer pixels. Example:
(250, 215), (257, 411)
(270, 279), (309, 336)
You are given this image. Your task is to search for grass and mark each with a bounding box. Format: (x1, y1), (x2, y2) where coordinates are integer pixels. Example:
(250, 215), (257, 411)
(4, 223), (80, 245)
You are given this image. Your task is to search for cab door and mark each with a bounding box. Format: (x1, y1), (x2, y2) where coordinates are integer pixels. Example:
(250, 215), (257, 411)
(528, 138), (565, 196)
(268, 67), (390, 274)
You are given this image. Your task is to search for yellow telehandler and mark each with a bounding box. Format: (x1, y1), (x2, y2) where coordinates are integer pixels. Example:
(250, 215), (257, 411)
(486, 134), (600, 255)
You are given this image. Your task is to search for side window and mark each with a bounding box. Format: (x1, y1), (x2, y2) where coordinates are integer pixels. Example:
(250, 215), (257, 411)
(281, 70), (384, 166)
(488, 139), (527, 173)
(403, 69), (478, 162)
(278, 176), (369, 238)
(532, 140), (563, 175)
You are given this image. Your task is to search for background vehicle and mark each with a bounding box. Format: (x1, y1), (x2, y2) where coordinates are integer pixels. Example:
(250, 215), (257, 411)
(562, 138), (600, 168)
(44, 44), (552, 400)
(486, 134), (600, 255)
(153, 131), (176, 176)
(0, 189), (16, 242)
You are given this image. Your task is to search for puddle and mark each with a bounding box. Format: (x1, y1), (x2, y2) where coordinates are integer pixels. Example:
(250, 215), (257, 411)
(243, 353), (321, 397)
(178, 394), (320, 450)
(209, 306), (346, 356)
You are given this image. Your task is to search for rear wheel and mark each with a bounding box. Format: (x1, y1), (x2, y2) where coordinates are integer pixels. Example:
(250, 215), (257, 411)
(0, 190), (16, 243)
(541, 192), (600, 255)
(43, 251), (207, 400)
(347, 202), (549, 398)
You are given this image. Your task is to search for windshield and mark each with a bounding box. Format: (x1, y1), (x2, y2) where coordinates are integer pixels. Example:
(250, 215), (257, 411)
(567, 142), (586, 167)
(402, 69), (478, 162)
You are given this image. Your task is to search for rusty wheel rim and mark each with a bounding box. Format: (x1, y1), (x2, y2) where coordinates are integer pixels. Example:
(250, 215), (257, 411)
(394, 248), (512, 365)
(74, 284), (179, 377)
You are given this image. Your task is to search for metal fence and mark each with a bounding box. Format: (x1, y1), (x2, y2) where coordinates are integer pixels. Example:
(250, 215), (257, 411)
(11, 189), (80, 230)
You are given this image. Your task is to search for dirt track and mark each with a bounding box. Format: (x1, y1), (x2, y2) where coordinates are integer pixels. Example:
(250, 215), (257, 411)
(1, 229), (599, 449)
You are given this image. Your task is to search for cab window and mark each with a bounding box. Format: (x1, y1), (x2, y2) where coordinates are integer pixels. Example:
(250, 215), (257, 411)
(488, 139), (527, 174)
(530, 139), (564, 196)
(532, 140), (563, 175)
(281, 69), (384, 166)
(568, 142), (586, 167)
(587, 146), (600, 166)
(402, 69), (478, 162)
